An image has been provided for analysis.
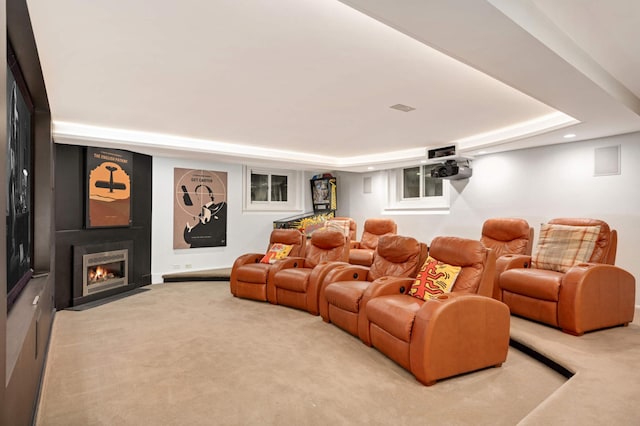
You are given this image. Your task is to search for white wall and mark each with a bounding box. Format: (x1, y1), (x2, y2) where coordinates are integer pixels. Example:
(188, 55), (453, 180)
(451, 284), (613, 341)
(151, 156), (320, 283)
(336, 132), (640, 306)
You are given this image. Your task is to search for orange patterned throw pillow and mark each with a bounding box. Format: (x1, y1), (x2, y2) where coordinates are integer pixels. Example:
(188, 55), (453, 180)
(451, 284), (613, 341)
(260, 243), (293, 264)
(408, 256), (461, 301)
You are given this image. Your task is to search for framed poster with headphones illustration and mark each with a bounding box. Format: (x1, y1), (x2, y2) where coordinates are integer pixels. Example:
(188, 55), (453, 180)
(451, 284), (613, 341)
(173, 168), (228, 249)
(86, 147), (133, 228)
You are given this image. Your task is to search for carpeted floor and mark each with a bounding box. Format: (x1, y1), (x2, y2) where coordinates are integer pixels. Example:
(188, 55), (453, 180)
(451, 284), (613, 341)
(35, 282), (639, 425)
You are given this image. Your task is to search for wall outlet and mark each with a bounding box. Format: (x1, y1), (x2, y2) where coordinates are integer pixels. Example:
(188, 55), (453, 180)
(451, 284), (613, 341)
(185, 264), (192, 269)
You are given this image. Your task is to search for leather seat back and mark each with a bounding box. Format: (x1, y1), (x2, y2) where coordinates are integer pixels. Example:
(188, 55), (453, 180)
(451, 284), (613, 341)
(429, 236), (494, 296)
(305, 228), (349, 268)
(360, 218), (397, 250)
(368, 235), (427, 281)
(481, 218), (533, 258)
(269, 228), (306, 257)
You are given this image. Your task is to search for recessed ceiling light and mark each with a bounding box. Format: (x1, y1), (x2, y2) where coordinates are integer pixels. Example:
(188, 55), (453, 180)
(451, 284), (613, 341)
(420, 159), (427, 164)
(367, 166), (375, 170)
(477, 151), (487, 155)
(390, 104), (416, 112)
(564, 133), (576, 138)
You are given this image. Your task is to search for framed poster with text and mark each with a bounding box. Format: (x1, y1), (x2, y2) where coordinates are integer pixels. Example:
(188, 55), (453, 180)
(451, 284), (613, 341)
(174, 168), (227, 249)
(86, 147), (132, 228)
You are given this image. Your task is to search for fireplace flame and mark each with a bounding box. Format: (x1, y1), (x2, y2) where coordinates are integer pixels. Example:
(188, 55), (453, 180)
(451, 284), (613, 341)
(94, 266), (106, 280)
(88, 265), (119, 284)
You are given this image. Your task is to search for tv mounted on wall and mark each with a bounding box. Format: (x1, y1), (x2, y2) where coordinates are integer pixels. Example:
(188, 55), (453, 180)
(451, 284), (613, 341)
(6, 42), (35, 312)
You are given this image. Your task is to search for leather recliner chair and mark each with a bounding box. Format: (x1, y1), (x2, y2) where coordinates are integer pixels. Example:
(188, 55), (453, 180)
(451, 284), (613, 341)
(499, 218), (635, 335)
(360, 236), (510, 386)
(230, 228), (306, 301)
(480, 217), (533, 299)
(268, 228), (350, 314)
(319, 234), (428, 337)
(349, 218), (398, 266)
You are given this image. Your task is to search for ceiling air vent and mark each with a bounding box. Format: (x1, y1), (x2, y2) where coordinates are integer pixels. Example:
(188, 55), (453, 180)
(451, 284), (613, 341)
(390, 104), (415, 112)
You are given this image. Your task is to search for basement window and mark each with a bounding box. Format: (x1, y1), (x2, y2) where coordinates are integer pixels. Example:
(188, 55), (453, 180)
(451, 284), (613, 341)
(385, 165), (450, 211)
(244, 167), (301, 212)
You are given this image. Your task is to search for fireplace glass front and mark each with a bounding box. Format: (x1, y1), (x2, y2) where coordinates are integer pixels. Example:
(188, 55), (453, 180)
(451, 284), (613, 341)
(82, 249), (128, 296)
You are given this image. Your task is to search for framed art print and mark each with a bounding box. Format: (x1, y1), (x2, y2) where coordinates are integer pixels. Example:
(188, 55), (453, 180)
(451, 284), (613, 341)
(174, 168), (228, 249)
(86, 147), (133, 228)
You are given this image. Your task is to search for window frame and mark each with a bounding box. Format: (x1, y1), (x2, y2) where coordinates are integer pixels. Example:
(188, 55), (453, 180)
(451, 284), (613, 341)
(243, 166), (302, 212)
(385, 164), (450, 212)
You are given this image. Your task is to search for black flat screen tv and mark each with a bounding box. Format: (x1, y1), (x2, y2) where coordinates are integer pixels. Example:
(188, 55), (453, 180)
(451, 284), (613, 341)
(6, 42), (34, 311)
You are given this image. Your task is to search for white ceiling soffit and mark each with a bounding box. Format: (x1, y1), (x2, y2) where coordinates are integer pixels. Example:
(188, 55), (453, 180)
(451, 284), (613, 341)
(340, 0), (640, 158)
(29, 0), (640, 172)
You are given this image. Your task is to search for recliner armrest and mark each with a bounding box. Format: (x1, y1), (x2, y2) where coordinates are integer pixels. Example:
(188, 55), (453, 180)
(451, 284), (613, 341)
(232, 253), (265, 267)
(230, 253), (264, 295)
(307, 261), (350, 316)
(498, 254), (532, 271)
(410, 293), (510, 385)
(494, 254), (532, 300)
(318, 264), (371, 320)
(266, 256), (306, 303)
(559, 263), (635, 335)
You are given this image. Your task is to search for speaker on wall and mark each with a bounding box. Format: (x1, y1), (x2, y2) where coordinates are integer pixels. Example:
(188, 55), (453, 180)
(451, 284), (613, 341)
(594, 145), (620, 176)
(363, 176), (372, 194)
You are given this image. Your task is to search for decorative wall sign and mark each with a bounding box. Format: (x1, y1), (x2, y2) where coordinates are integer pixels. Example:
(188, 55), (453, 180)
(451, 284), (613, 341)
(86, 148), (132, 228)
(174, 168), (227, 249)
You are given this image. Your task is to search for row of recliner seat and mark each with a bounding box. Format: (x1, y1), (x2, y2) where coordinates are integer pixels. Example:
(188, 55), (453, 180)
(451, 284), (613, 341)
(230, 217), (635, 385)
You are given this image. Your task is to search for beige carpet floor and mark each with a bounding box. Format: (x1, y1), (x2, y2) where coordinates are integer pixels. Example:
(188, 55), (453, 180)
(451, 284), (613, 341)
(34, 282), (638, 425)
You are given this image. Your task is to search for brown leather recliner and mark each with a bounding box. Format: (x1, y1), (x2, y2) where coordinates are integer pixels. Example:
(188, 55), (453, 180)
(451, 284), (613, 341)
(360, 236), (510, 386)
(480, 218), (533, 300)
(230, 228), (306, 301)
(319, 235), (428, 337)
(349, 218), (398, 266)
(268, 228), (350, 314)
(499, 218), (635, 335)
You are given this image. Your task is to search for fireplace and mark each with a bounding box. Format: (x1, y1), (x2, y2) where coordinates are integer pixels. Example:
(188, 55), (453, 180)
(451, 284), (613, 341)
(73, 240), (134, 306)
(82, 249), (128, 296)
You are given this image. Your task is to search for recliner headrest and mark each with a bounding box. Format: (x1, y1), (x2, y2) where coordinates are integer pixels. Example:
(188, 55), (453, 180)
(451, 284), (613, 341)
(311, 228), (345, 249)
(377, 235), (420, 263)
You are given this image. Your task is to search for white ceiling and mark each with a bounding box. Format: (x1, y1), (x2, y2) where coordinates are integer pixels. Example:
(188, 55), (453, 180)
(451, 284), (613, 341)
(26, 0), (640, 172)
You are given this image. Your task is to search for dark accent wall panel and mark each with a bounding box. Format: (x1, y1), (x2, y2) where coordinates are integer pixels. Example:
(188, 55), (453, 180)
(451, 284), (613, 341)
(54, 144), (152, 309)
(4, 0), (55, 423)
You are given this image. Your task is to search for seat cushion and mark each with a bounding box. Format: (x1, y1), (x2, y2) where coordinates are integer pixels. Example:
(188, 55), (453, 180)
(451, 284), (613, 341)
(325, 281), (371, 313)
(500, 268), (563, 301)
(274, 268), (312, 292)
(235, 263), (270, 284)
(366, 295), (423, 342)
